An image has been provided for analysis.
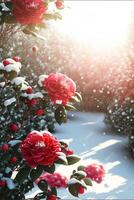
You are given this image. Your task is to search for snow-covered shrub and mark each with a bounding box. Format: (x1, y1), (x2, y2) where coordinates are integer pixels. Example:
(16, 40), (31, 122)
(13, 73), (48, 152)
(0, 57), (105, 199)
(105, 98), (134, 133)
(2, 27), (133, 112)
(0, 57), (82, 132)
(104, 80), (134, 135)
(104, 83), (134, 157)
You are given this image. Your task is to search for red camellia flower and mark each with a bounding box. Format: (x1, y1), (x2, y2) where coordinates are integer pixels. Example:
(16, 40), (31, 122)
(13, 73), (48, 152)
(43, 73), (76, 105)
(12, 0), (46, 25)
(26, 86), (33, 94)
(62, 148), (74, 156)
(26, 99), (37, 106)
(20, 131), (61, 168)
(10, 157), (17, 164)
(0, 180), (6, 187)
(3, 60), (11, 66)
(32, 46), (38, 52)
(55, 0), (64, 9)
(35, 172), (67, 188)
(84, 163), (105, 183)
(78, 186), (85, 194)
(13, 56), (21, 62)
(1, 144), (9, 152)
(9, 123), (18, 132)
(35, 109), (44, 116)
(48, 195), (58, 200)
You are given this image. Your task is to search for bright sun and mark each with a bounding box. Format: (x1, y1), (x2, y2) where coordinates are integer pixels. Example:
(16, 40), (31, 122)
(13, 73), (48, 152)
(56, 1), (134, 52)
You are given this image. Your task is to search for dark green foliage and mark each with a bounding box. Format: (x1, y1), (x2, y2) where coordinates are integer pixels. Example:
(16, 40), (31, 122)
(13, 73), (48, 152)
(105, 97), (134, 134)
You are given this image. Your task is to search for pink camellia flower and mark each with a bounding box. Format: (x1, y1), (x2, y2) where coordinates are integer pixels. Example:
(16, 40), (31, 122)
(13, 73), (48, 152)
(84, 163), (105, 183)
(35, 172), (67, 188)
(12, 0), (46, 25)
(20, 131), (61, 168)
(43, 73), (76, 105)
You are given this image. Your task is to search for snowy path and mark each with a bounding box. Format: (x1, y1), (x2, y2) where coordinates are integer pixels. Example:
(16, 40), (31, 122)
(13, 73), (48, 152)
(26, 112), (134, 199)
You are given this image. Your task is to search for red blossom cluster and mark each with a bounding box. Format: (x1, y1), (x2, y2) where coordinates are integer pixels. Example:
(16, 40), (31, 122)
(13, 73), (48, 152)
(35, 172), (67, 188)
(44, 73), (76, 105)
(84, 163), (105, 183)
(11, 0), (64, 25)
(20, 131), (61, 168)
(12, 0), (46, 25)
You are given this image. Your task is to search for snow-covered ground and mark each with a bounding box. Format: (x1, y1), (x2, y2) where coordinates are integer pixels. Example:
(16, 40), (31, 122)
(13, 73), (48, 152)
(26, 112), (134, 199)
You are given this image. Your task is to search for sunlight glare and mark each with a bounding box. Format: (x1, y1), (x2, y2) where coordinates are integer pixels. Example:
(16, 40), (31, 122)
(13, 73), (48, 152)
(57, 1), (134, 51)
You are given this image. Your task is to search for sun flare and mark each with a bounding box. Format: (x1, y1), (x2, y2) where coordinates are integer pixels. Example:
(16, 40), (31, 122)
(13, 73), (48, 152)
(57, 1), (134, 52)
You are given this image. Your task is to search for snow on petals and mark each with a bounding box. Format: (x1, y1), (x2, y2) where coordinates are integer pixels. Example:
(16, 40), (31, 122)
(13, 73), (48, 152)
(38, 75), (48, 87)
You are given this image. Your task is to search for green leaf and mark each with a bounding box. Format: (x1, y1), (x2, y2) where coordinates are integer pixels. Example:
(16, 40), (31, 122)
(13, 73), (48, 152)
(0, 15), (4, 25)
(72, 171), (86, 180)
(67, 155), (81, 165)
(38, 180), (48, 192)
(47, 124), (55, 133)
(3, 14), (16, 24)
(0, 4), (3, 12)
(68, 179), (87, 197)
(59, 140), (68, 148)
(21, 179), (34, 193)
(5, 2), (12, 10)
(51, 187), (57, 196)
(43, 164), (55, 174)
(56, 156), (68, 165)
(34, 192), (46, 199)
(70, 96), (80, 103)
(55, 105), (67, 125)
(30, 166), (43, 182)
(75, 92), (82, 101)
(44, 12), (62, 20)
(68, 184), (79, 197)
(22, 28), (46, 41)
(1, 153), (11, 162)
(15, 166), (31, 184)
(0, 69), (4, 75)
(6, 71), (17, 80)
(83, 178), (93, 186)
(77, 165), (85, 171)
(65, 104), (77, 111)
(68, 178), (87, 187)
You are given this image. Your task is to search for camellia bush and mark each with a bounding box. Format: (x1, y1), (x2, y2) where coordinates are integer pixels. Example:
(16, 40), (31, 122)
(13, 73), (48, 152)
(0, 1), (106, 199)
(0, 58), (105, 199)
(0, 0), (64, 38)
(0, 57), (82, 132)
(104, 81), (134, 158)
